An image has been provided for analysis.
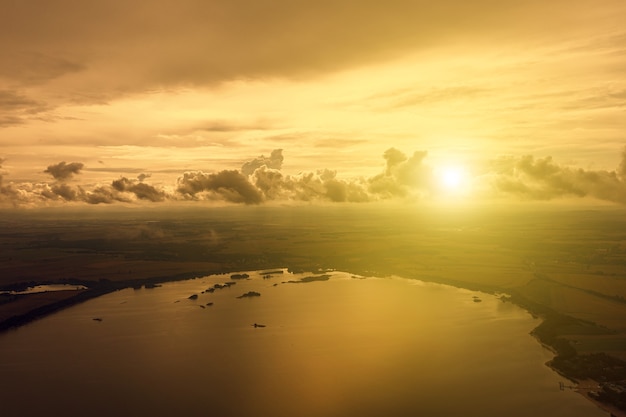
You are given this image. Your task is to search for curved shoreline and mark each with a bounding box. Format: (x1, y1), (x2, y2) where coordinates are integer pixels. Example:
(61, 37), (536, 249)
(1, 269), (624, 415)
(0, 268), (232, 333)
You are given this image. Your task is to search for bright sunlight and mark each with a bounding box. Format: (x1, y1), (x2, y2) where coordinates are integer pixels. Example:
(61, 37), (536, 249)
(435, 165), (470, 196)
(436, 166), (468, 194)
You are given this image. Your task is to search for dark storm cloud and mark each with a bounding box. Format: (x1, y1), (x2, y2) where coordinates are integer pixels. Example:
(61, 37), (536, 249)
(241, 149), (284, 176)
(177, 170), (263, 204)
(44, 161), (84, 180)
(492, 150), (626, 203)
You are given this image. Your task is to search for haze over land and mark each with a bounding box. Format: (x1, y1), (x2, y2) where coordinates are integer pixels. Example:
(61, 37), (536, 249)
(2, 203), (626, 341)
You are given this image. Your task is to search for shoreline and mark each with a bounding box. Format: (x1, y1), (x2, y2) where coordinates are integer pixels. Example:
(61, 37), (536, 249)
(1, 269), (624, 415)
(0, 268), (235, 333)
(574, 379), (626, 417)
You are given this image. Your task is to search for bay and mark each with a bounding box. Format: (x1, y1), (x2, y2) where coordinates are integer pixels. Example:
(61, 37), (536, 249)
(0, 270), (606, 417)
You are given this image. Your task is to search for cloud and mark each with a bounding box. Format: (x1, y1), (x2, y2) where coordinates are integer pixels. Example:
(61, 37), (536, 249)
(380, 86), (490, 110)
(243, 148), (371, 203)
(252, 167), (370, 203)
(241, 149), (284, 176)
(1, 166), (169, 205)
(619, 147), (626, 180)
(197, 120), (272, 133)
(0, 180), (82, 207)
(367, 148), (433, 198)
(491, 150), (626, 203)
(44, 161), (84, 180)
(0, 52), (83, 86)
(0, 90), (46, 111)
(0, 182), (35, 207)
(177, 170), (263, 204)
(251, 166), (288, 200)
(0, 90), (51, 126)
(4, 148), (626, 208)
(83, 185), (131, 205)
(2, 0), (612, 101)
(111, 177), (167, 202)
(312, 138), (368, 148)
(40, 183), (79, 201)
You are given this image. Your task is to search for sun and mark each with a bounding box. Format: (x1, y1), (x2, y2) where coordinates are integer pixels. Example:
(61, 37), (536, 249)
(436, 166), (467, 193)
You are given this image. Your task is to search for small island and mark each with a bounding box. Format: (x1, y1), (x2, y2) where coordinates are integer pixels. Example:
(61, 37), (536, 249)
(261, 270), (284, 275)
(286, 274), (332, 284)
(230, 273), (250, 280)
(237, 291), (261, 299)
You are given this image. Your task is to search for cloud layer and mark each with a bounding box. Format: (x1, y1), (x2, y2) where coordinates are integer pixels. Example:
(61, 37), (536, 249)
(4, 1), (612, 93)
(491, 154), (626, 204)
(2, 147), (626, 207)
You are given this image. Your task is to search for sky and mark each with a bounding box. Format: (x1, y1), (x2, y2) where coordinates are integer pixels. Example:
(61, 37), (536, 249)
(1, 0), (626, 207)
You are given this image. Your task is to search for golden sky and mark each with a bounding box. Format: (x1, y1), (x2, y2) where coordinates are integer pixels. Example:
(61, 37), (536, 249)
(1, 0), (626, 206)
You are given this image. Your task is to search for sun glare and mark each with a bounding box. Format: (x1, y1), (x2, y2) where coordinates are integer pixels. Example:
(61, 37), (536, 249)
(437, 166), (466, 193)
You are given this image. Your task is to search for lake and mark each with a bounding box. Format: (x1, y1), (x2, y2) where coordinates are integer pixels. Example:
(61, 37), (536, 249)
(0, 270), (607, 417)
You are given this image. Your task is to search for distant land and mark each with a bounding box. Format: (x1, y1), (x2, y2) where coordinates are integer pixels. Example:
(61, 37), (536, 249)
(1, 203), (626, 414)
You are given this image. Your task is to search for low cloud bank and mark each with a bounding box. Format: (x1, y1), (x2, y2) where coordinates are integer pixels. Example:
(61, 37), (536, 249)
(2, 147), (626, 207)
(491, 152), (626, 204)
(177, 170), (263, 204)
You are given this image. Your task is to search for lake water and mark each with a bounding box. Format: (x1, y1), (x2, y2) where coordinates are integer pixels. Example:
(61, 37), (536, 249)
(0, 270), (607, 417)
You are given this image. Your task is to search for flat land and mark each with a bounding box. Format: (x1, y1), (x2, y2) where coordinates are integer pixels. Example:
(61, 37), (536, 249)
(2, 205), (626, 331)
(1, 204), (626, 410)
